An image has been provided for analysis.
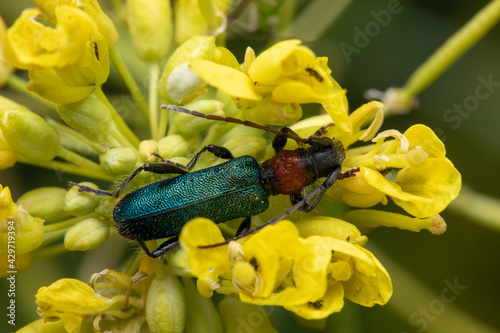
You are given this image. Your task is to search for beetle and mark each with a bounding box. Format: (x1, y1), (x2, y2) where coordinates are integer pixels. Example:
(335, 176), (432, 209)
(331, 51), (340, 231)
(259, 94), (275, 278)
(70, 105), (357, 258)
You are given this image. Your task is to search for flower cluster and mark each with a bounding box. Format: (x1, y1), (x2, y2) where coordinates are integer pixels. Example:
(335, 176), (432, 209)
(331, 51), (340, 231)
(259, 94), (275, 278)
(180, 218), (391, 320)
(0, 0), (462, 332)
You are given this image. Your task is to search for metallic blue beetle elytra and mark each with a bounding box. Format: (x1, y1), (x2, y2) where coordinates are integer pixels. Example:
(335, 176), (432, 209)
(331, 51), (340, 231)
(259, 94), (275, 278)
(70, 105), (358, 258)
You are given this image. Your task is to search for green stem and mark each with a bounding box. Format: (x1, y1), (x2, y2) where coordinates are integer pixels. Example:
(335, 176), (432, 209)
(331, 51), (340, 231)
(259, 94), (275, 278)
(400, 0), (500, 101)
(109, 47), (150, 121)
(448, 185), (500, 233)
(149, 62), (161, 140)
(47, 119), (107, 154)
(42, 229), (67, 246)
(372, 245), (499, 333)
(56, 146), (108, 174)
(94, 87), (140, 148)
(288, 0), (353, 41)
(6, 75), (56, 110)
(31, 244), (68, 261)
(16, 157), (113, 180)
(43, 216), (88, 233)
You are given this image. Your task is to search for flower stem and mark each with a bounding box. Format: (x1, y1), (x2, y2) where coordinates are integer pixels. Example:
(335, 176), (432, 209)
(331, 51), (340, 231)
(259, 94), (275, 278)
(56, 146), (108, 174)
(148, 61), (161, 140)
(400, 0), (500, 102)
(43, 216), (88, 233)
(47, 119), (108, 155)
(94, 87), (140, 148)
(448, 185), (500, 233)
(31, 244), (68, 261)
(342, 209), (446, 235)
(109, 47), (149, 121)
(16, 156), (113, 181)
(288, 0), (352, 41)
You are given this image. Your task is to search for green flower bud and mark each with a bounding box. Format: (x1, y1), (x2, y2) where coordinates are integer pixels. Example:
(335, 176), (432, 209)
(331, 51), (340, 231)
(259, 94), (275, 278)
(64, 217), (110, 251)
(0, 99), (60, 162)
(218, 296), (277, 333)
(126, 0), (173, 60)
(17, 187), (72, 223)
(172, 100), (224, 137)
(159, 36), (215, 104)
(223, 135), (267, 160)
(295, 216), (368, 246)
(146, 272), (186, 333)
(64, 182), (101, 216)
(56, 94), (112, 141)
(183, 277), (223, 333)
(100, 148), (139, 176)
(157, 135), (189, 159)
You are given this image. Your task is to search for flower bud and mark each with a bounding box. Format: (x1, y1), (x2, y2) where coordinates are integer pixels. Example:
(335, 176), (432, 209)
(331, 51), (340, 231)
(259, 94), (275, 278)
(64, 217), (110, 251)
(17, 187), (71, 223)
(157, 135), (189, 159)
(139, 140), (158, 161)
(223, 135), (267, 160)
(126, 0), (173, 60)
(242, 101), (302, 126)
(295, 216), (368, 246)
(57, 94), (112, 140)
(218, 296), (277, 333)
(172, 100), (224, 137)
(146, 272), (186, 333)
(64, 182), (101, 216)
(183, 277), (223, 333)
(0, 98), (60, 162)
(159, 36), (215, 104)
(100, 148), (139, 176)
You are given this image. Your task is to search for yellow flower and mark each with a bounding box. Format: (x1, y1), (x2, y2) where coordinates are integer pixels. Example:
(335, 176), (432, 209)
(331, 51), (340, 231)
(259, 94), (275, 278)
(33, 0), (118, 46)
(180, 218), (231, 297)
(189, 40), (349, 128)
(286, 236), (392, 319)
(180, 218), (391, 320)
(36, 278), (114, 333)
(288, 100), (461, 218)
(4, 6), (110, 103)
(0, 15), (13, 86)
(0, 185), (44, 272)
(332, 123), (461, 218)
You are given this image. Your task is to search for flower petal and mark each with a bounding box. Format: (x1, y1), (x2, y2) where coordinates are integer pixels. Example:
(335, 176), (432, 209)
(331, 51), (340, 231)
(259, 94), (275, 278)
(190, 59), (262, 100)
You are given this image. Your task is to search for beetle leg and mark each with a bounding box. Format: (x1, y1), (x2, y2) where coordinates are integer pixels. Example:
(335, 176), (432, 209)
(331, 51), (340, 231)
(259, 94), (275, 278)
(138, 236), (180, 258)
(186, 144), (235, 170)
(112, 163), (189, 198)
(272, 127), (302, 153)
(67, 182), (113, 197)
(235, 216), (252, 236)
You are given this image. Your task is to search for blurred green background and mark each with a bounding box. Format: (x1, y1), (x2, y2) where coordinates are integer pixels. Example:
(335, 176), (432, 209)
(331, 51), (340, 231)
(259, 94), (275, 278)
(1, 0), (499, 332)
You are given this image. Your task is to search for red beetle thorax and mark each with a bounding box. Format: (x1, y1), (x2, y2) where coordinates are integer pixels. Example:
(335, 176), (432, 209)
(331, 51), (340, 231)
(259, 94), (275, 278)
(268, 150), (310, 195)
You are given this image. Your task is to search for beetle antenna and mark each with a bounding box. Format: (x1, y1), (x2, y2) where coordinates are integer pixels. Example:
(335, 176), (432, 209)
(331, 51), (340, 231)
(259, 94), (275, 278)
(162, 105), (308, 144)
